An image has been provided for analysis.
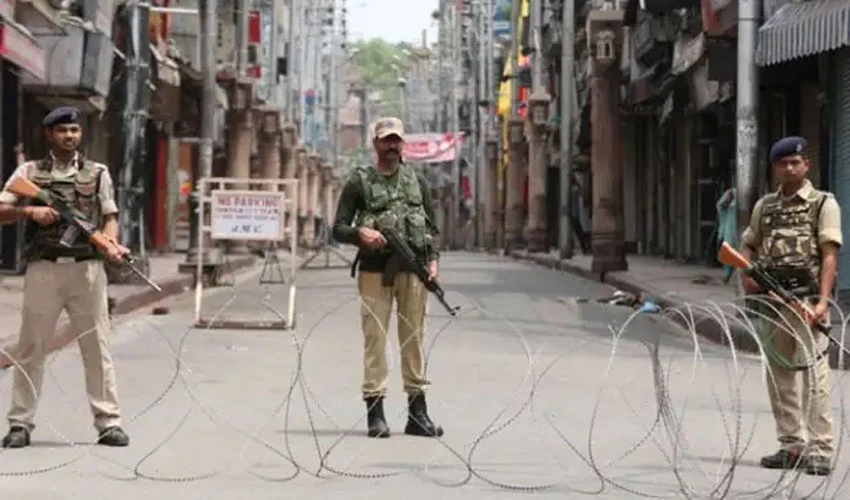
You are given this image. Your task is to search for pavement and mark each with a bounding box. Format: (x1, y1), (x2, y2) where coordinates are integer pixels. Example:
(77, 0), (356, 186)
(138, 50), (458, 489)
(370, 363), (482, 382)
(507, 249), (850, 369)
(0, 250), (847, 499)
(0, 251), (258, 369)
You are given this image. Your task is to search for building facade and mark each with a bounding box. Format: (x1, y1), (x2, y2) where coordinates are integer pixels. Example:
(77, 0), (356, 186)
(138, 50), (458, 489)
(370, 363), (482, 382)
(0, 0), (345, 278)
(490, 0), (850, 291)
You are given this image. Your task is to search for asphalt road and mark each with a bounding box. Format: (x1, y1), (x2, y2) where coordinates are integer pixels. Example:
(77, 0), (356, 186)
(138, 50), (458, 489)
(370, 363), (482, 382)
(0, 251), (847, 500)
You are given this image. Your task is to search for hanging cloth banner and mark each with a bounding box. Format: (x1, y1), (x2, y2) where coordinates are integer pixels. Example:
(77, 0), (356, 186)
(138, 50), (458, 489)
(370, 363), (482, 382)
(402, 133), (464, 164)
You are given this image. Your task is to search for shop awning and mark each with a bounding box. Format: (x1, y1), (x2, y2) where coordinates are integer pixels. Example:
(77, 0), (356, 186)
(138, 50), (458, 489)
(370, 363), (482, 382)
(756, 0), (850, 67)
(0, 20), (45, 81)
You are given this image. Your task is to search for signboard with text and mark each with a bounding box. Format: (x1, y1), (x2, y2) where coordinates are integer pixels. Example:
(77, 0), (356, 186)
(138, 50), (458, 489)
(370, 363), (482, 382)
(493, 0), (512, 41)
(402, 133), (464, 164)
(210, 190), (286, 241)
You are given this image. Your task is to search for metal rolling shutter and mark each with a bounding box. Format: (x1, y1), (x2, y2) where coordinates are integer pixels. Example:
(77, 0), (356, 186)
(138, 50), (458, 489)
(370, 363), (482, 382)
(832, 49), (850, 292)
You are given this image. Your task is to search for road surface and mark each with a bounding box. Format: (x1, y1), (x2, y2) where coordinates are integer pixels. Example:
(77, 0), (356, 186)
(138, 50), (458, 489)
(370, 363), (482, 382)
(0, 251), (846, 499)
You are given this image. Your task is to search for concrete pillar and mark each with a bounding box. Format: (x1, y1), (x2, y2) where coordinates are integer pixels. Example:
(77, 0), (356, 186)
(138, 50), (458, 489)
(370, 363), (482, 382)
(225, 108), (253, 254)
(257, 110), (281, 251)
(296, 147), (309, 246)
(281, 124), (298, 248)
(305, 153), (321, 246)
(321, 164), (334, 222)
(331, 177), (341, 219)
(484, 138), (499, 250)
(588, 13), (627, 273)
(227, 110), (253, 185)
(281, 126), (298, 179)
(505, 117), (527, 250)
(259, 110), (281, 184)
(524, 93), (552, 252)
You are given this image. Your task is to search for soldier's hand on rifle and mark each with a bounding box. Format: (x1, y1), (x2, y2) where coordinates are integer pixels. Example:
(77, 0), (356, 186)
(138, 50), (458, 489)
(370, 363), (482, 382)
(741, 274), (761, 294)
(358, 227), (386, 250)
(25, 206), (59, 226)
(808, 300), (830, 326)
(428, 260), (438, 281)
(105, 243), (131, 263)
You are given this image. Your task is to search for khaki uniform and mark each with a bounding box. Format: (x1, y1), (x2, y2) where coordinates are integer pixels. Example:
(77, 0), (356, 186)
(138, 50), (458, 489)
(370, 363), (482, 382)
(332, 116), (444, 438)
(359, 271), (429, 398)
(352, 164), (435, 399)
(742, 179), (842, 458)
(0, 153), (122, 433)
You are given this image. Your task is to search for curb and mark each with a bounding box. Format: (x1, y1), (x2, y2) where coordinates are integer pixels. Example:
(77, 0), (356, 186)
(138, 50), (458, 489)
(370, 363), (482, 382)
(507, 250), (762, 355)
(0, 255), (259, 370)
(110, 255), (257, 315)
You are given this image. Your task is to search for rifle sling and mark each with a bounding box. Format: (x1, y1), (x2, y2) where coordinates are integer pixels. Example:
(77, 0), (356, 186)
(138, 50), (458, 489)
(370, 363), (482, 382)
(349, 250), (360, 278)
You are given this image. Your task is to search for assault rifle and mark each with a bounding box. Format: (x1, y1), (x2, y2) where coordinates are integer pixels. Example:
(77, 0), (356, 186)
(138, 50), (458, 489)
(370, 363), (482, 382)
(7, 176), (163, 292)
(380, 227), (459, 316)
(718, 242), (828, 334)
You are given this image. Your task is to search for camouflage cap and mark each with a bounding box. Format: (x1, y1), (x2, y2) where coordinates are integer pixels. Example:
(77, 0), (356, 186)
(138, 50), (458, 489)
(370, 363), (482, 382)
(373, 117), (405, 140)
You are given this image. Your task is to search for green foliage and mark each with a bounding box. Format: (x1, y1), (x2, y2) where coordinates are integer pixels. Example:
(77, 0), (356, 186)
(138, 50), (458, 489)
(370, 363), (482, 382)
(350, 38), (407, 118)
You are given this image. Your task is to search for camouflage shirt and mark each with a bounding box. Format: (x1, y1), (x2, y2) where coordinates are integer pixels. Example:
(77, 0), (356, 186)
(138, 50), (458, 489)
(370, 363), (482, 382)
(743, 180), (841, 293)
(332, 164), (440, 272)
(0, 152), (117, 260)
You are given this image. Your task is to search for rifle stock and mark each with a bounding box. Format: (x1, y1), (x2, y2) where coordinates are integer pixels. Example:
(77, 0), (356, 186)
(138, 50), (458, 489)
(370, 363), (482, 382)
(717, 242), (751, 271)
(717, 242), (828, 334)
(7, 175), (163, 292)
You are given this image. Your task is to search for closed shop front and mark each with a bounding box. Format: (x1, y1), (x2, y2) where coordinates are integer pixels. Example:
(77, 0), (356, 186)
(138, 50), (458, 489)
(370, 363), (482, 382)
(830, 48), (850, 292)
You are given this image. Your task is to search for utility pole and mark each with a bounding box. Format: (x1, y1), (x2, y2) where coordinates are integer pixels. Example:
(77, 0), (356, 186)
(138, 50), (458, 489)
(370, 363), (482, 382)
(298, 5), (310, 136)
(736, 0), (761, 237)
(398, 78), (410, 125)
(329, 23), (340, 171)
(117, 0), (150, 275)
(474, 0), (487, 248)
(485, 0), (500, 249)
(558, 0), (575, 259)
(284, 0), (298, 122)
(449, 3), (462, 250)
(437, 1), (445, 135)
(237, 0), (249, 75)
(181, 0), (221, 275)
(524, 0), (550, 252)
(504, 0), (525, 251)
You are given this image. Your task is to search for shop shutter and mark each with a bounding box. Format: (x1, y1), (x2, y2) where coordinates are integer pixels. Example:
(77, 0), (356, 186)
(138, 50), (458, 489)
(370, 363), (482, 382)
(832, 49), (850, 291)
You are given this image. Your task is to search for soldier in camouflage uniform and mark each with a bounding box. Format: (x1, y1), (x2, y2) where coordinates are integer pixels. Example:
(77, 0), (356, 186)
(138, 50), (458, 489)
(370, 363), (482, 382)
(332, 117), (444, 439)
(0, 107), (131, 448)
(740, 136), (842, 476)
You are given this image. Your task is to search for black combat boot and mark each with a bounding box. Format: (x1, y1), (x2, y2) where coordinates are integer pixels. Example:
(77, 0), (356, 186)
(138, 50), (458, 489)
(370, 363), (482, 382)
(805, 455), (832, 476)
(760, 449), (803, 470)
(365, 396), (390, 438)
(404, 392), (444, 437)
(97, 426), (130, 447)
(1, 426), (30, 448)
